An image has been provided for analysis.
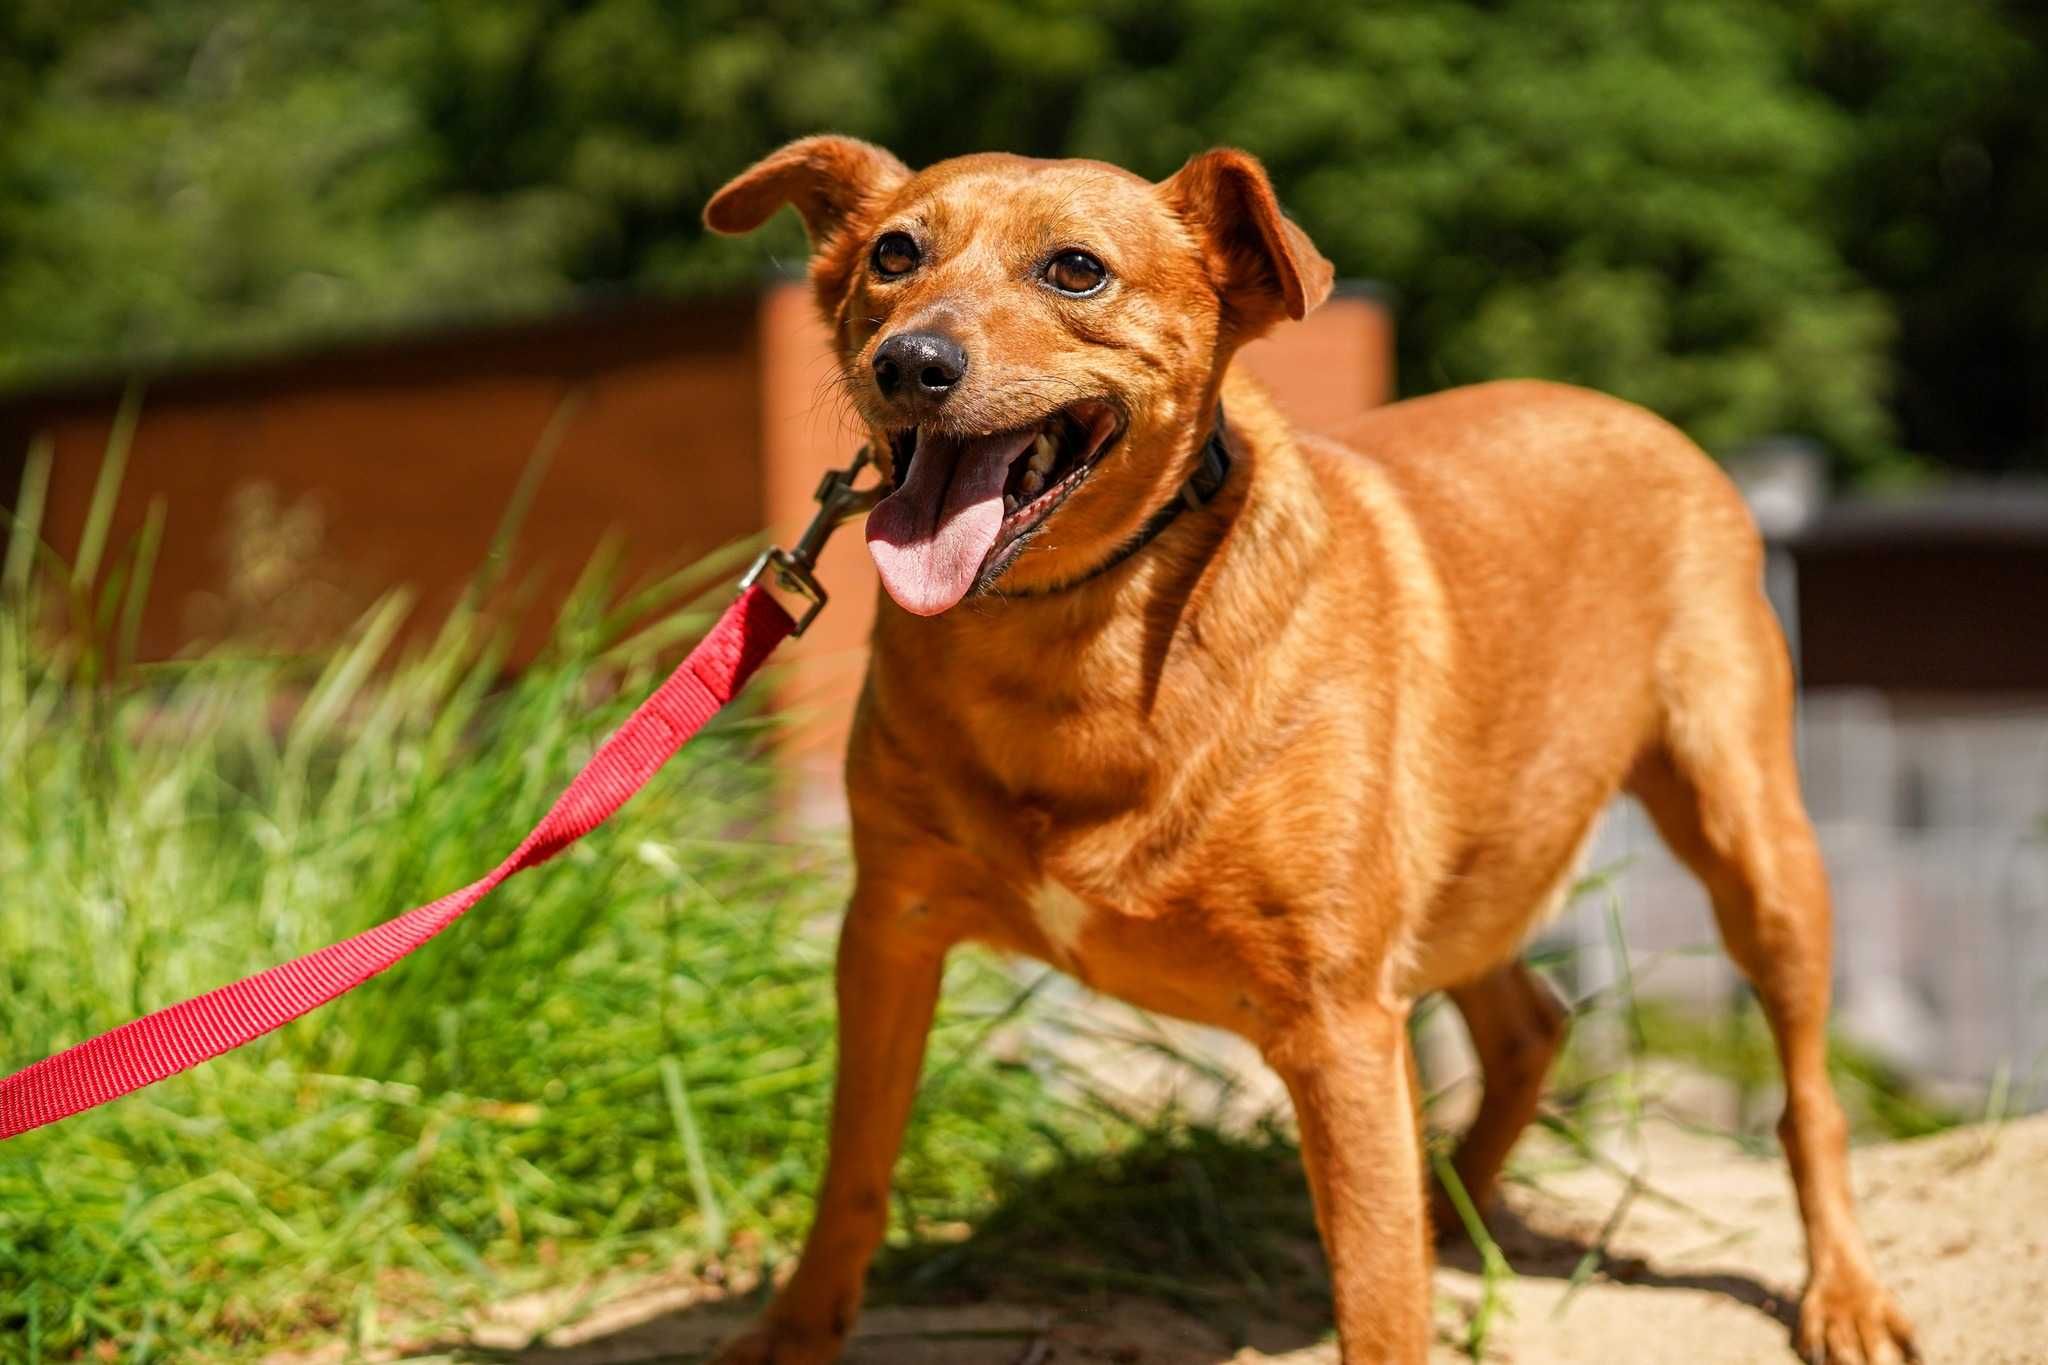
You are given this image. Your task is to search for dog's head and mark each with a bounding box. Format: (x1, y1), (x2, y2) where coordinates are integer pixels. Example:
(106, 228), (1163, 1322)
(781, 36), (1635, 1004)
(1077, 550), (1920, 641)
(706, 138), (1332, 615)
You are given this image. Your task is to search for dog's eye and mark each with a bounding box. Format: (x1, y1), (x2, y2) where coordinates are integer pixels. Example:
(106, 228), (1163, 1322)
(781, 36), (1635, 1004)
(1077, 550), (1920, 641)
(872, 232), (920, 278)
(1043, 250), (1107, 296)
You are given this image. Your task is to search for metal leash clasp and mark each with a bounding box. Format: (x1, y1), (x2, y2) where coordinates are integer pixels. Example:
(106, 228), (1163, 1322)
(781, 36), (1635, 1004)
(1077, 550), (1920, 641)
(739, 444), (883, 636)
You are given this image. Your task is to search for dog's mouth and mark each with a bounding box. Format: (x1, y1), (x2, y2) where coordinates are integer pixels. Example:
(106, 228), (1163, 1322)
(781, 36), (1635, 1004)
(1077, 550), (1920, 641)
(884, 400), (1123, 528)
(866, 400), (1124, 616)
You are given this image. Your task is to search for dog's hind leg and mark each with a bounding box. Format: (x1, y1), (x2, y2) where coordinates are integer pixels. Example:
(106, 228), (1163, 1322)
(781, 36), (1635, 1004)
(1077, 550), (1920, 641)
(1627, 593), (1915, 1365)
(1435, 960), (1569, 1230)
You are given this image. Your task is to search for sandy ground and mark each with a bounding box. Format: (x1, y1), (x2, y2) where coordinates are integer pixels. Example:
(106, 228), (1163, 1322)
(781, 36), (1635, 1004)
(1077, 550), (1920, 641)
(349, 1112), (2048, 1365)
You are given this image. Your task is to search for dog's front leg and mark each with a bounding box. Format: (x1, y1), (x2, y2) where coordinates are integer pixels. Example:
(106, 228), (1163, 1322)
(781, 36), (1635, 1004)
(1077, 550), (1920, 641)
(714, 891), (948, 1365)
(1266, 997), (1433, 1364)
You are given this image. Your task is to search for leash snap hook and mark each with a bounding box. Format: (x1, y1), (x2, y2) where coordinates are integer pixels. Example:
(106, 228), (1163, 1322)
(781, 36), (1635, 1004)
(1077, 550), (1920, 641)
(740, 444), (883, 637)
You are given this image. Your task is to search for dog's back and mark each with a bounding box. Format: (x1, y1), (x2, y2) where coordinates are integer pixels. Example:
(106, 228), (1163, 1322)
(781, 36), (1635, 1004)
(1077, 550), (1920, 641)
(1322, 378), (1764, 685)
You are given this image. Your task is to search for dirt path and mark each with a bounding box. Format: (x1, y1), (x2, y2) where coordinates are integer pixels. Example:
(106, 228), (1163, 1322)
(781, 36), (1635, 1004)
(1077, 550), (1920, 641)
(381, 1113), (2046, 1365)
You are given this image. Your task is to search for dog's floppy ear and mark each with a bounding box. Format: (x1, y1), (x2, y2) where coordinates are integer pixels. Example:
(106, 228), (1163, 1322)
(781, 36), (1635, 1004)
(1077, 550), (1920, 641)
(1164, 148), (1334, 334)
(704, 136), (909, 247)
(706, 137), (910, 324)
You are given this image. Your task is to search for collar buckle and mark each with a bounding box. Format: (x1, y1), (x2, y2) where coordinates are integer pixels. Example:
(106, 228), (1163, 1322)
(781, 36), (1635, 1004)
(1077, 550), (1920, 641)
(740, 445), (883, 636)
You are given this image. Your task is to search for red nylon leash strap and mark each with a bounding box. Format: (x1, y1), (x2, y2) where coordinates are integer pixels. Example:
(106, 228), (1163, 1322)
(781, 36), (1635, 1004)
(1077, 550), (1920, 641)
(0, 584), (795, 1142)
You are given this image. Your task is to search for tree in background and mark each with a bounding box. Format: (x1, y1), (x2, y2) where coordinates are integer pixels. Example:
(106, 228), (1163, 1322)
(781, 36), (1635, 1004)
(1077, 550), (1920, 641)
(1809, 0), (2048, 477)
(2, 0), (2042, 482)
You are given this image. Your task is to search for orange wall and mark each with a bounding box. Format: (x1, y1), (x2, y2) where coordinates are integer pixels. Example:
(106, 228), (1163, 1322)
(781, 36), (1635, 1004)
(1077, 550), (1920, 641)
(10, 299), (767, 665)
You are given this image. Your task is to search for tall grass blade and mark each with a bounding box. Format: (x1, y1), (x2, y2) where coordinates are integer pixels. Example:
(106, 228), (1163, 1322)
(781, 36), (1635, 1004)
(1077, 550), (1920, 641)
(72, 381), (143, 592)
(3, 434), (51, 598)
(661, 1054), (728, 1253)
(114, 498), (166, 675)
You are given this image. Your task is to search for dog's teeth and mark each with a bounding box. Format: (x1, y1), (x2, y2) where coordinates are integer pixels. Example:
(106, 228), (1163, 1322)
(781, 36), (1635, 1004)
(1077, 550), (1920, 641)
(1019, 469), (1045, 496)
(1004, 493), (1019, 513)
(1029, 432), (1056, 474)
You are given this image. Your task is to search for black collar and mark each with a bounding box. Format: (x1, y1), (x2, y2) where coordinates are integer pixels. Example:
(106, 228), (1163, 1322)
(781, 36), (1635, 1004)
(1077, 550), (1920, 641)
(1013, 404), (1233, 597)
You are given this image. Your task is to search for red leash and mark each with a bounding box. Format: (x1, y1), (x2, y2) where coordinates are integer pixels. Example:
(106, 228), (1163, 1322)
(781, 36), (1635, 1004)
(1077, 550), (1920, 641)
(0, 449), (879, 1142)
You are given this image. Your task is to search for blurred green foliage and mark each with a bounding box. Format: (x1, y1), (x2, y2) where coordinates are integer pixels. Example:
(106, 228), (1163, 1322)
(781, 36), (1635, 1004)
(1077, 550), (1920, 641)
(2, 0), (2043, 480)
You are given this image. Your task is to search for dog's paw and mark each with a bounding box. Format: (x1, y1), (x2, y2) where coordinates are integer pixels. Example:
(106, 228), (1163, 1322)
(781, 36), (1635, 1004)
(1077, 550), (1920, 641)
(708, 1317), (845, 1365)
(1796, 1264), (1917, 1365)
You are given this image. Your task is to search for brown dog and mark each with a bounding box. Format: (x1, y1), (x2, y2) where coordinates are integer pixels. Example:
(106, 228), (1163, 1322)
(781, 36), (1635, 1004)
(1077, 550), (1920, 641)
(702, 138), (1916, 1365)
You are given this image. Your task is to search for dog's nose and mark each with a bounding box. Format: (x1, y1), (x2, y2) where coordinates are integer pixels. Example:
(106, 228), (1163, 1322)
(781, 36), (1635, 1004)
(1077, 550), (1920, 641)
(872, 331), (967, 401)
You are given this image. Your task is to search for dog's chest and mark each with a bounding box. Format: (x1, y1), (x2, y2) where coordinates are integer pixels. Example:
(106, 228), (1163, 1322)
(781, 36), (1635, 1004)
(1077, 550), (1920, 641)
(994, 858), (1270, 1034)
(1024, 878), (1095, 964)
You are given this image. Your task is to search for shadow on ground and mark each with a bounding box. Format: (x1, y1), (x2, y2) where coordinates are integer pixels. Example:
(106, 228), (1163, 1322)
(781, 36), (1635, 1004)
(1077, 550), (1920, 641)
(466, 1123), (1806, 1364)
(1435, 1200), (1798, 1336)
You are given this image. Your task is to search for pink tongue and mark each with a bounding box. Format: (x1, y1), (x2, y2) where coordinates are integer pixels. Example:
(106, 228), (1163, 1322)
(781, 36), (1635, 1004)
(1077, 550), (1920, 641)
(866, 430), (1035, 615)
